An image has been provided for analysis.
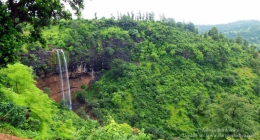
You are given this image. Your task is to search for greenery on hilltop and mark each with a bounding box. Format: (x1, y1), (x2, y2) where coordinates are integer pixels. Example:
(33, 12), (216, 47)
(196, 20), (260, 46)
(37, 15), (260, 139)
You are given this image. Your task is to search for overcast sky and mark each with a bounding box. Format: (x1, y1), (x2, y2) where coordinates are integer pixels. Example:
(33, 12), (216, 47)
(81, 0), (260, 25)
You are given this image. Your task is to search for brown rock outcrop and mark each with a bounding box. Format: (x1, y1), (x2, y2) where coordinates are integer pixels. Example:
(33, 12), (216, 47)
(36, 70), (93, 102)
(0, 133), (31, 140)
(21, 49), (98, 103)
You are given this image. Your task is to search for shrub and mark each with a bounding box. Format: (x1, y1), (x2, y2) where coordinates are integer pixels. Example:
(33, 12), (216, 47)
(222, 76), (235, 86)
(74, 91), (86, 104)
(254, 84), (260, 96)
(43, 87), (51, 97)
(80, 84), (87, 90)
(0, 102), (26, 127)
(22, 117), (41, 131)
(75, 107), (88, 120)
(109, 59), (126, 79)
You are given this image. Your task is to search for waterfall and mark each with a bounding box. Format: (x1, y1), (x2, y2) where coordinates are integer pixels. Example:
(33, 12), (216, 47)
(61, 50), (72, 109)
(56, 50), (65, 100)
(56, 49), (72, 109)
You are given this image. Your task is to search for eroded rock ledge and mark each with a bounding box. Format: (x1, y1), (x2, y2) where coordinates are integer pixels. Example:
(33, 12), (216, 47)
(21, 49), (102, 102)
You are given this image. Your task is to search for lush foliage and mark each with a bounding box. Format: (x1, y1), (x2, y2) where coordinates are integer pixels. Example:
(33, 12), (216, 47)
(0, 0), (84, 67)
(40, 17), (260, 139)
(208, 95), (257, 137)
(0, 3), (24, 67)
(3, 13), (260, 139)
(0, 63), (149, 139)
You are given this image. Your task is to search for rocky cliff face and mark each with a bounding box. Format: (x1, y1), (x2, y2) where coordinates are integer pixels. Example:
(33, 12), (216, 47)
(21, 49), (98, 102)
(36, 70), (93, 102)
(68, 39), (131, 72)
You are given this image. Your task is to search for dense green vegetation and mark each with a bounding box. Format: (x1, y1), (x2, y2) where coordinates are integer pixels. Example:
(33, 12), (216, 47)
(0, 63), (149, 139)
(196, 20), (260, 47)
(2, 7), (260, 139)
(0, 0), (83, 67)
(1, 2), (151, 138)
(0, 2), (153, 140)
(36, 15), (260, 139)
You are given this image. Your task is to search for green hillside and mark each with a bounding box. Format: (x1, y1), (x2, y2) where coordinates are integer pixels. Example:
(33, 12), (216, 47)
(36, 17), (260, 139)
(2, 0), (260, 139)
(196, 20), (260, 46)
(0, 63), (149, 139)
(2, 14), (260, 139)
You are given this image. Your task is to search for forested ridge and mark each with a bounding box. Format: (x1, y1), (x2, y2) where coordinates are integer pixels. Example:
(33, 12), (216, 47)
(1, 11), (260, 139)
(38, 15), (260, 139)
(196, 20), (260, 46)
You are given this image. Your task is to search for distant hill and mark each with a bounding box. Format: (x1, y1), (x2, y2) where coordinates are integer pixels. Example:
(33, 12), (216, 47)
(196, 20), (260, 45)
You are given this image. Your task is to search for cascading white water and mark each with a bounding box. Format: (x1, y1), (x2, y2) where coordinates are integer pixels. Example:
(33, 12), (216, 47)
(61, 50), (72, 109)
(56, 49), (72, 109)
(56, 50), (65, 100)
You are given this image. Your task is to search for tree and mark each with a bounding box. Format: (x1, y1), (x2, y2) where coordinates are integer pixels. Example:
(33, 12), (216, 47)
(203, 32), (208, 38)
(243, 39), (249, 47)
(219, 32), (225, 39)
(254, 80), (260, 96)
(109, 59), (126, 79)
(176, 22), (184, 30)
(0, 63), (35, 93)
(0, 0), (84, 67)
(209, 95), (258, 137)
(236, 34), (243, 44)
(148, 12), (155, 22)
(111, 92), (122, 105)
(94, 12), (97, 19)
(0, 3), (23, 67)
(159, 13), (166, 22)
(165, 18), (176, 27)
(208, 27), (219, 40)
(193, 92), (202, 107)
(185, 22), (196, 33)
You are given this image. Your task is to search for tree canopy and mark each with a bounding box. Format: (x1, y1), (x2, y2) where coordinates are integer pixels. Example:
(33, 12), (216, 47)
(2, 11), (260, 139)
(40, 18), (260, 139)
(0, 63), (150, 139)
(209, 95), (258, 138)
(0, 0), (84, 67)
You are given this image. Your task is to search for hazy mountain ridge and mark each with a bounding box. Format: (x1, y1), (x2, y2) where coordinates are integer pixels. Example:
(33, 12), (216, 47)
(196, 20), (260, 45)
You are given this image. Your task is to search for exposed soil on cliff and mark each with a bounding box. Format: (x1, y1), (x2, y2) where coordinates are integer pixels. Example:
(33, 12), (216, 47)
(36, 71), (93, 102)
(0, 133), (31, 140)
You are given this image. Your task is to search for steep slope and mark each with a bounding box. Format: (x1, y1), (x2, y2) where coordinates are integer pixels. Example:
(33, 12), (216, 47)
(0, 63), (149, 139)
(40, 18), (260, 139)
(20, 17), (260, 139)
